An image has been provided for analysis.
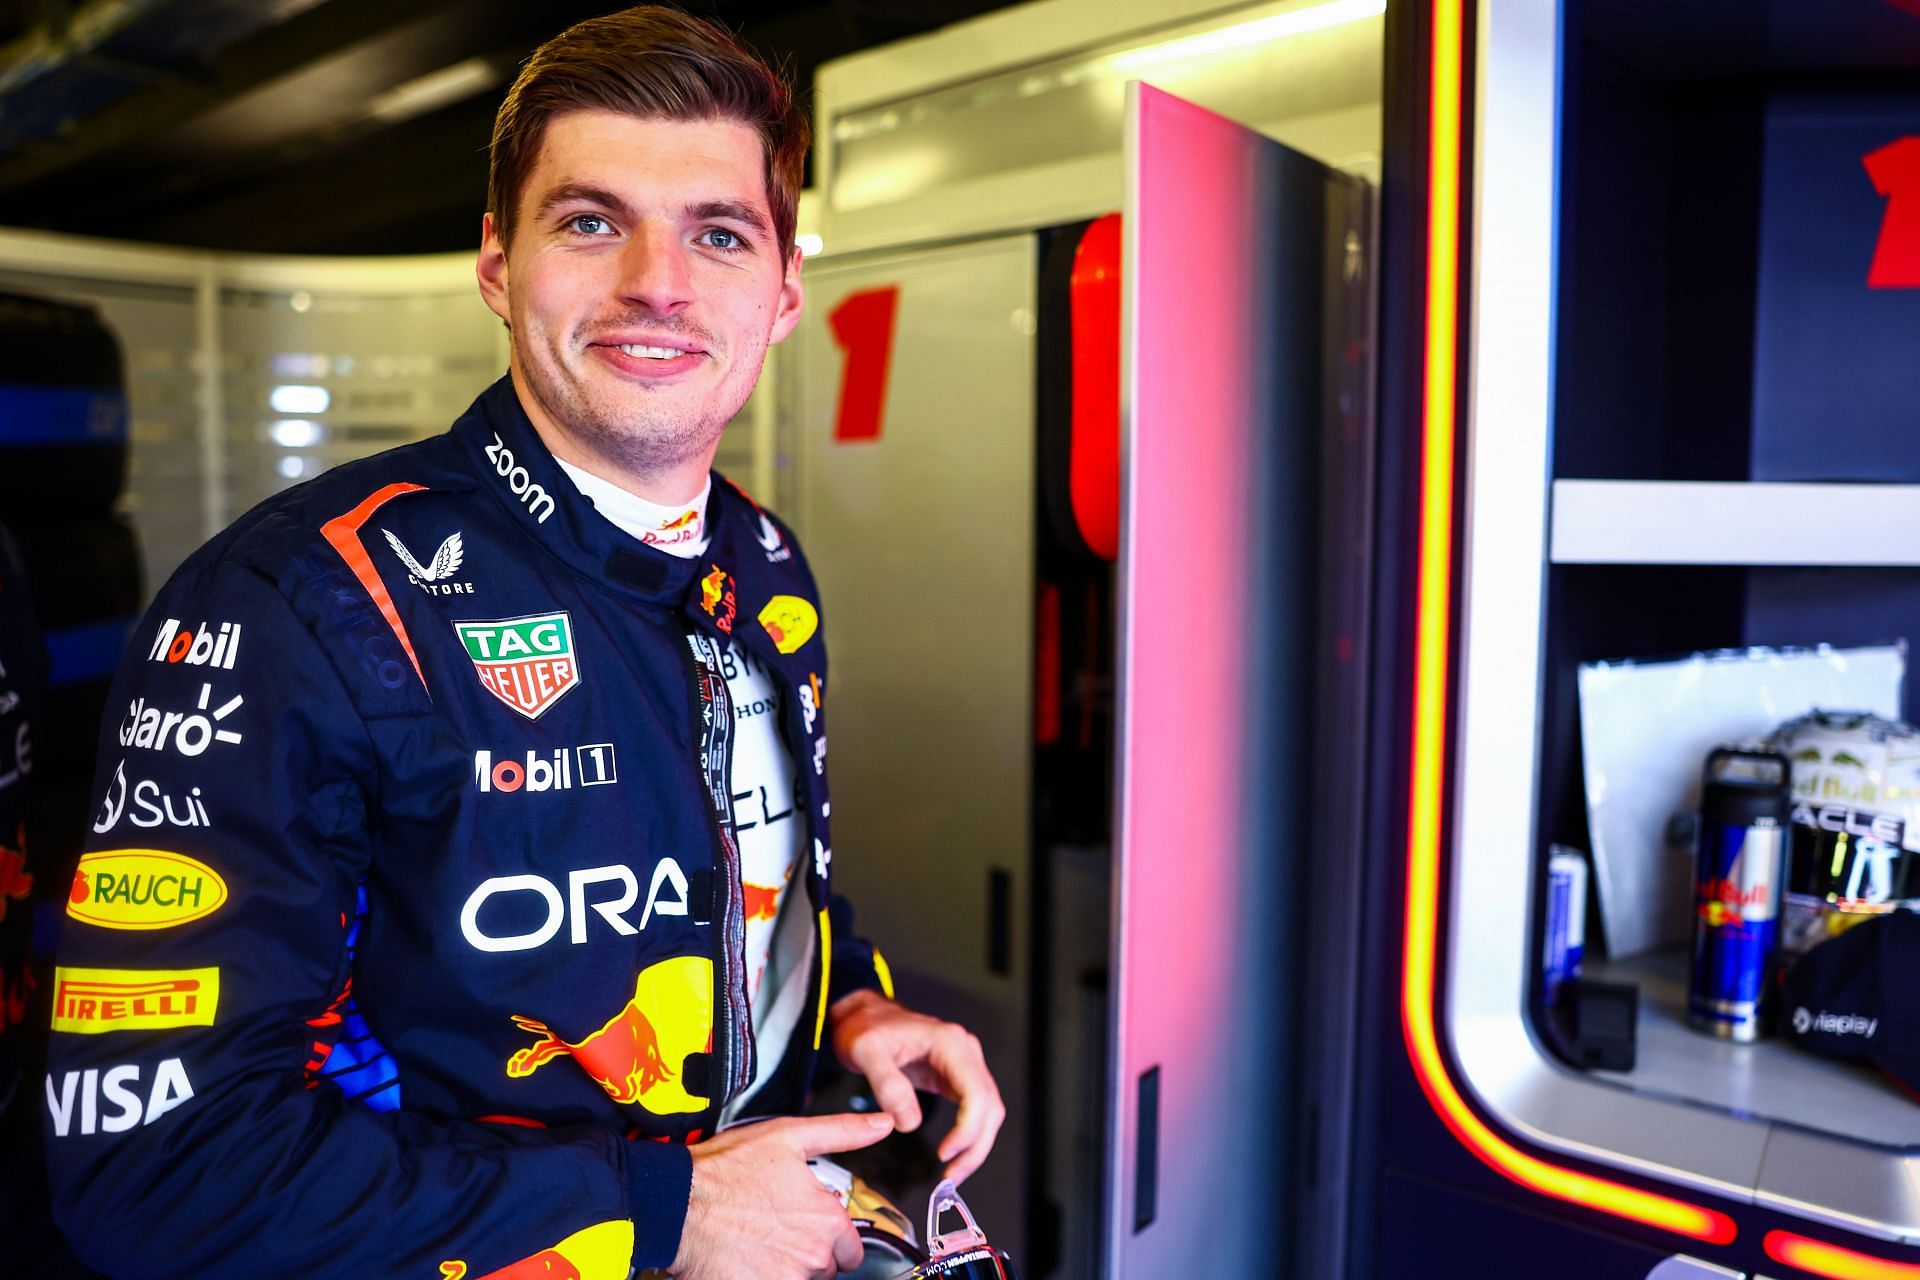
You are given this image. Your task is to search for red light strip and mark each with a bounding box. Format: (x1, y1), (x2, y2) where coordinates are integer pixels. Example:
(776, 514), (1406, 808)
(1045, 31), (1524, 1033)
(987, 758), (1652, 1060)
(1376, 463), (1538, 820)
(1397, 0), (1736, 1247)
(1767, 1231), (1920, 1277)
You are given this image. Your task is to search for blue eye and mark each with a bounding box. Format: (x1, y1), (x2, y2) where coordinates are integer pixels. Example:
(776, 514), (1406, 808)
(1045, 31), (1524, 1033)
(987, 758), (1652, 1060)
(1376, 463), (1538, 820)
(567, 214), (612, 236)
(700, 228), (747, 251)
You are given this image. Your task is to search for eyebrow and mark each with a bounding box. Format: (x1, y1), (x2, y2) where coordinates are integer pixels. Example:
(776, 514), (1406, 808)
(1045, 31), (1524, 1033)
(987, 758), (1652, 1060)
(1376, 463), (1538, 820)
(535, 183), (636, 222)
(685, 199), (771, 237)
(534, 185), (771, 238)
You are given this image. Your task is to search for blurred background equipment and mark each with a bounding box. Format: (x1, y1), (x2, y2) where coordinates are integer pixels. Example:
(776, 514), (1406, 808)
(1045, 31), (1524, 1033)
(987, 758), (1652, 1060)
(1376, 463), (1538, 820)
(1770, 709), (1920, 956)
(0, 289), (137, 949)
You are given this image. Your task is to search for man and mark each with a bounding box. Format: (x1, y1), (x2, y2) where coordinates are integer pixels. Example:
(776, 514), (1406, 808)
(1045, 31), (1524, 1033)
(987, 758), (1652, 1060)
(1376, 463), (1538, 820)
(44, 9), (1003, 1279)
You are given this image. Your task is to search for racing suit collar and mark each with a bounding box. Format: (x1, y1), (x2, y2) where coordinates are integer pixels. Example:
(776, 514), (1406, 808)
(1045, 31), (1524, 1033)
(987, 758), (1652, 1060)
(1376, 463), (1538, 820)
(457, 374), (710, 608)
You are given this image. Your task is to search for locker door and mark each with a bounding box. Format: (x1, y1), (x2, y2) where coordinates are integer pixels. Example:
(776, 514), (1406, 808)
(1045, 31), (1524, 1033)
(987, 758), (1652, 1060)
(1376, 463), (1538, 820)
(789, 234), (1038, 1259)
(1107, 83), (1360, 1276)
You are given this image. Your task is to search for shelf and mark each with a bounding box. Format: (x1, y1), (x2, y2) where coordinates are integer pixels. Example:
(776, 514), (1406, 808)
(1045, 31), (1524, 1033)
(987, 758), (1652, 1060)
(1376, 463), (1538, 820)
(1584, 948), (1920, 1148)
(1549, 480), (1920, 566)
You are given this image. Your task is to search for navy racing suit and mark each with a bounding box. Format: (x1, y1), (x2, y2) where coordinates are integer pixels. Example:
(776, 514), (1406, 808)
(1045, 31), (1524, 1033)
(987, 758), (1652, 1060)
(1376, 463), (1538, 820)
(43, 376), (887, 1280)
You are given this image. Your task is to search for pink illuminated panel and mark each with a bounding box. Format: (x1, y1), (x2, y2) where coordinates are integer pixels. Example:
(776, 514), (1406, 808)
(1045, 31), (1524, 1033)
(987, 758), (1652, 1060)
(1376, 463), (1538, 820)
(1108, 83), (1335, 1272)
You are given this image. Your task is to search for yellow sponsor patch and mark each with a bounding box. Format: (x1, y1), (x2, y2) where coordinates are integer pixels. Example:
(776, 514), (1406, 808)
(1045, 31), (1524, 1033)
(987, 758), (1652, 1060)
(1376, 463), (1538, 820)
(67, 849), (229, 931)
(52, 966), (219, 1034)
(757, 595), (819, 655)
(438, 1219), (634, 1280)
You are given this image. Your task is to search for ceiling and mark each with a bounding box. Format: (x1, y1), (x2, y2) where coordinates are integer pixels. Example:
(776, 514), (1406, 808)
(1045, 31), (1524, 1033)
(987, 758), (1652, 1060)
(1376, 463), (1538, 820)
(0, 0), (1025, 254)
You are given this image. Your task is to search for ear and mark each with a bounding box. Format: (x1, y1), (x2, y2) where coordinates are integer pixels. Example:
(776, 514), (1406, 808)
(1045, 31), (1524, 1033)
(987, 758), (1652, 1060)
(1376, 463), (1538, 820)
(767, 244), (805, 346)
(477, 212), (511, 324)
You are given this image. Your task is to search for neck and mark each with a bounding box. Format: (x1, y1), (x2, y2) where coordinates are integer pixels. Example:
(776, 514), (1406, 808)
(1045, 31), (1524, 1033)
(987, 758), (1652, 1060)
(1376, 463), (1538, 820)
(508, 363), (714, 506)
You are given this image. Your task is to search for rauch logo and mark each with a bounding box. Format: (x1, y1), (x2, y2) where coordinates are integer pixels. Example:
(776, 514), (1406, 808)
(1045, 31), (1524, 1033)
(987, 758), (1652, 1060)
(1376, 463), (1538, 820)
(68, 849), (229, 931)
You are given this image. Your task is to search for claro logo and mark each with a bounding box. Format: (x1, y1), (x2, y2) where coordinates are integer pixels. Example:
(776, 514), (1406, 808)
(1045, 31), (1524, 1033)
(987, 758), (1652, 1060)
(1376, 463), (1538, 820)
(118, 684), (245, 758)
(485, 432), (556, 524)
(68, 850), (229, 931)
(460, 859), (688, 953)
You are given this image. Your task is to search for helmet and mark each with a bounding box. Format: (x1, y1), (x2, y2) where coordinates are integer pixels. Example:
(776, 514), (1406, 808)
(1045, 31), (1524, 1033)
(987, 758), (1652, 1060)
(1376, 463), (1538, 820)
(808, 1156), (926, 1278)
(1770, 709), (1920, 957)
(808, 1165), (1019, 1280)
(902, 1181), (1020, 1280)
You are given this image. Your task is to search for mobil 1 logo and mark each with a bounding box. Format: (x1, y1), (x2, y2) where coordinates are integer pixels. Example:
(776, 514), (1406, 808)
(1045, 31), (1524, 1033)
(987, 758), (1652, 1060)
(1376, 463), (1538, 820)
(474, 744), (617, 793)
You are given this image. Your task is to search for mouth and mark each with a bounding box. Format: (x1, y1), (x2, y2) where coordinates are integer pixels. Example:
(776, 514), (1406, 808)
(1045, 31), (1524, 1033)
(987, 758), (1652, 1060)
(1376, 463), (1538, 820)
(610, 342), (698, 360)
(587, 336), (710, 380)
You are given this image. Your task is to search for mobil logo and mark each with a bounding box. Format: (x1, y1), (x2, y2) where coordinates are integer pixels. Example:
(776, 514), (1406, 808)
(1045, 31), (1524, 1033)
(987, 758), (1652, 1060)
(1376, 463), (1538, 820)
(474, 744), (616, 793)
(454, 612), (580, 720)
(460, 858), (690, 953)
(147, 618), (241, 670)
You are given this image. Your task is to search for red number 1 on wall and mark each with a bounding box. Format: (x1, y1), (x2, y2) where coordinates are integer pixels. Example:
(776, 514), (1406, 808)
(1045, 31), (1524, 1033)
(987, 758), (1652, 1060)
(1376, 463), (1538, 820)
(1865, 137), (1920, 289)
(828, 286), (901, 442)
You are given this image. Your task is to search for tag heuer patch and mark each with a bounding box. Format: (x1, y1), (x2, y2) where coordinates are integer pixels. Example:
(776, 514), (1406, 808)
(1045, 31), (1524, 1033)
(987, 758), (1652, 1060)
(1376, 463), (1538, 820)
(453, 612), (580, 719)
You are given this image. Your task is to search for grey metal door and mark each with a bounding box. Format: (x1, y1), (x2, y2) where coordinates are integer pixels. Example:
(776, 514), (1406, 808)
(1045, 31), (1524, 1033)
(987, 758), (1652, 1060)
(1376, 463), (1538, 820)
(787, 234), (1038, 1259)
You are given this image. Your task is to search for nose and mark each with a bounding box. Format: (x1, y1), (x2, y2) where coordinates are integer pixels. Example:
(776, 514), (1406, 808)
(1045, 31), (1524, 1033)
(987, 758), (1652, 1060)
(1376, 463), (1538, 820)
(615, 219), (695, 316)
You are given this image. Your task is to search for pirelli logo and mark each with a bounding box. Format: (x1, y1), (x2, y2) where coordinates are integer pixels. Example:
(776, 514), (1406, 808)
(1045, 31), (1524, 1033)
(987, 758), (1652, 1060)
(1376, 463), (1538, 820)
(51, 966), (220, 1034)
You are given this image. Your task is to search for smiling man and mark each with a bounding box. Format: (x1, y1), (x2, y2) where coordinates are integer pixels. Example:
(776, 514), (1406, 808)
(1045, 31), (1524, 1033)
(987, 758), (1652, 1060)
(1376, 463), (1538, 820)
(44, 9), (1003, 1280)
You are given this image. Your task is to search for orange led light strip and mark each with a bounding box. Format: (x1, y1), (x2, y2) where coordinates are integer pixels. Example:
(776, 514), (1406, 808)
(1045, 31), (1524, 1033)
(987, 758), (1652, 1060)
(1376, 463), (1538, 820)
(1767, 1231), (1920, 1278)
(1397, 0), (1736, 1248)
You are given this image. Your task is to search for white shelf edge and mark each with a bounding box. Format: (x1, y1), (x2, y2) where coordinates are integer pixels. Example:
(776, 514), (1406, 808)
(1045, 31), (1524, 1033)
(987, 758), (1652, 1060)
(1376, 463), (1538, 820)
(1550, 480), (1920, 567)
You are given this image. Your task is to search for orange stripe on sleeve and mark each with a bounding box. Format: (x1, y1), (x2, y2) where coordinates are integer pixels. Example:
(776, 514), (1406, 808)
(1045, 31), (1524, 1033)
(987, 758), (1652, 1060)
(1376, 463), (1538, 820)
(319, 482), (430, 692)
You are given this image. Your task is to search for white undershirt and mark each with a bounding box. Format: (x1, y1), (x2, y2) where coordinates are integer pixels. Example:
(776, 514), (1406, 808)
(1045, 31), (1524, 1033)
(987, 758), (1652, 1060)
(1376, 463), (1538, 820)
(559, 461), (807, 1099)
(556, 460), (712, 555)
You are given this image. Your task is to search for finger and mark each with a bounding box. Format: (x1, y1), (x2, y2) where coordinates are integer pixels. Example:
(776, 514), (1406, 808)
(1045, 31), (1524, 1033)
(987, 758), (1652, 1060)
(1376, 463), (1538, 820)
(832, 1216), (865, 1274)
(860, 1057), (924, 1132)
(932, 1038), (1000, 1163)
(942, 1107), (1003, 1184)
(936, 1093), (1004, 1179)
(783, 1110), (895, 1158)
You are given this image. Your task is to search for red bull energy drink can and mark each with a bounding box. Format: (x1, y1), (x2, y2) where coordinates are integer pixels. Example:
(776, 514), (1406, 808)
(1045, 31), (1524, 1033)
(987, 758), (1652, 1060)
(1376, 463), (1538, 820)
(1688, 747), (1790, 1042)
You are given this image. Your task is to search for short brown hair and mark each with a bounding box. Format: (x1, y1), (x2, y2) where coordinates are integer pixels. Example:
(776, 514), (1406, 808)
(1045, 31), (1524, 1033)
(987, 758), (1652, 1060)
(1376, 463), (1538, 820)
(489, 6), (808, 257)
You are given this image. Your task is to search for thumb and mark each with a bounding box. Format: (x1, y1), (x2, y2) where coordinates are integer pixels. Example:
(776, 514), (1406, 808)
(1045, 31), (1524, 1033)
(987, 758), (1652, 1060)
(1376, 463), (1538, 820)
(833, 1216), (866, 1274)
(860, 1057), (924, 1133)
(784, 1110), (895, 1158)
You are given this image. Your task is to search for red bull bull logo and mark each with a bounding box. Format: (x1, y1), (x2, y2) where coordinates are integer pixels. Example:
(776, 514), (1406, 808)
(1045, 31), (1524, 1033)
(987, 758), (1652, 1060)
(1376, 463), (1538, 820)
(505, 955), (713, 1115)
(698, 566), (736, 634)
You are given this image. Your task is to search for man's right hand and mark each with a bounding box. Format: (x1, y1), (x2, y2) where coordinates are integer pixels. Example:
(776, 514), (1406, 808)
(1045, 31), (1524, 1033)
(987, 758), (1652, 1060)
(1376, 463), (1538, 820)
(669, 1112), (895, 1280)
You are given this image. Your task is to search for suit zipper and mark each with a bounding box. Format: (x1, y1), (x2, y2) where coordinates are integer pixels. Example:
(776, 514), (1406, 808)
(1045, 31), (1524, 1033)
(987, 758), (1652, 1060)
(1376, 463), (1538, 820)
(682, 627), (755, 1108)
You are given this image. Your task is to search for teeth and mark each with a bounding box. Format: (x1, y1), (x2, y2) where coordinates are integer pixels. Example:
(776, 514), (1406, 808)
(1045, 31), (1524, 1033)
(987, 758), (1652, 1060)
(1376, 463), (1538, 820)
(619, 344), (684, 359)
